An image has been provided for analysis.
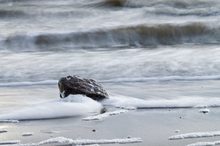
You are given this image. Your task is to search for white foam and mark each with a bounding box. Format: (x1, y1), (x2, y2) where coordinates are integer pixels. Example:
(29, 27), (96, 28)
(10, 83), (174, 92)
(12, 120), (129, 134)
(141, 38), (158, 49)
(60, 91), (65, 98)
(18, 137), (142, 146)
(187, 140), (220, 146)
(169, 131), (220, 140)
(0, 95), (103, 121)
(103, 94), (220, 109)
(1, 94), (219, 121)
(83, 110), (128, 121)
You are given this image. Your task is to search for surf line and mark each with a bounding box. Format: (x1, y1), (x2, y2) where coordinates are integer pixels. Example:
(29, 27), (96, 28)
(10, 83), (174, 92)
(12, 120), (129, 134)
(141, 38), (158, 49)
(18, 137), (142, 146)
(169, 131), (220, 140)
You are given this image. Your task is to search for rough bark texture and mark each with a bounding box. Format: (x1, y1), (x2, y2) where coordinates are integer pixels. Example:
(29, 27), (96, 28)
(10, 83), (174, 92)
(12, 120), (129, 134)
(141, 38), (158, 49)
(58, 75), (108, 101)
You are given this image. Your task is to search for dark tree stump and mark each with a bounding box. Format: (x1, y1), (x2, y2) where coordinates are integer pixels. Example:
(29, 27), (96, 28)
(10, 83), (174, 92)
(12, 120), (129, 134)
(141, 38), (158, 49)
(58, 75), (108, 101)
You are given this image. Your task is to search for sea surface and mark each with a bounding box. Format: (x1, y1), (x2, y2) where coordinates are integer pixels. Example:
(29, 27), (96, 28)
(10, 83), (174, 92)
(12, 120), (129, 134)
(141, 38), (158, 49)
(1, 0), (220, 146)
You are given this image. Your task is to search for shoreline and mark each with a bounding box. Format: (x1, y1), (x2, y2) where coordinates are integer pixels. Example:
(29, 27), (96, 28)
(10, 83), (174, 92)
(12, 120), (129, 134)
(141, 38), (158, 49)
(0, 81), (220, 145)
(1, 108), (220, 146)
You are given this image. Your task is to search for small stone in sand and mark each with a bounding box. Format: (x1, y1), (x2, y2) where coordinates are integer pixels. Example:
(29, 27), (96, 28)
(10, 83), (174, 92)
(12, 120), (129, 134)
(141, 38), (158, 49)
(41, 130), (59, 134)
(175, 130), (180, 133)
(199, 108), (210, 114)
(92, 129), (96, 132)
(0, 129), (7, 133)
(22, 133), (33, 137)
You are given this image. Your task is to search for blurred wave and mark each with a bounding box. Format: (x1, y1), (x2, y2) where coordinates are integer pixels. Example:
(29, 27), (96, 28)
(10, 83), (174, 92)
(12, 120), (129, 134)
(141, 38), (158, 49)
(0, 10), (27, 18)
(0, 0), (220, 85)
(1, 75), (220, 87)
(2, 22), (219, 51)
(1, 47), (220, 83)
(92, 0), (219, 9)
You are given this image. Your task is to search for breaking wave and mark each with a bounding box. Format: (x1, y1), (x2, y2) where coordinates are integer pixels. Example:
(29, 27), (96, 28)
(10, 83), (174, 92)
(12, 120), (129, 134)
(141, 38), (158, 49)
(0, 10), (27, 18)
(92, 0), (130, 8)
(3, 22), (220, 50)
(90, 0), (220, 18)
(93, 0), (220, 10)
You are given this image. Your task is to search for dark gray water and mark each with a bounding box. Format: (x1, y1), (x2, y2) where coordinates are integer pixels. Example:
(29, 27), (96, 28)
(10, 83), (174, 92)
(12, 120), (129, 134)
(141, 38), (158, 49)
(0, 0), (220, 85)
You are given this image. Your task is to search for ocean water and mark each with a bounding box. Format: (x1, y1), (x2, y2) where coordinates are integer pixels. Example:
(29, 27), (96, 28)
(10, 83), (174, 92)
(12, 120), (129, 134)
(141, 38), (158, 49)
(0, 0), (220, 145)
(1, 0), (220, 84)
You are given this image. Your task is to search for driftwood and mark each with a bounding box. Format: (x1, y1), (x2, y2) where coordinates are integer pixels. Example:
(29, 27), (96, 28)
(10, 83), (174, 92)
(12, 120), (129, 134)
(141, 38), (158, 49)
(58, 76), (108, 101)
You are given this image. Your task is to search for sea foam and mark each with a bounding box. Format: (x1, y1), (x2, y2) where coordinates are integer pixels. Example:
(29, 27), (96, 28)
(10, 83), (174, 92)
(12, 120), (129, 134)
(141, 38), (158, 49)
(83, 109), (128, 121)
(0, 95), (103, 121)
(0, 94), (220, 121)
(169, 131), (220, 140)
(17, 137), (142, 146)
(187, 140), (220, 146)
(103, 94), (220, 109)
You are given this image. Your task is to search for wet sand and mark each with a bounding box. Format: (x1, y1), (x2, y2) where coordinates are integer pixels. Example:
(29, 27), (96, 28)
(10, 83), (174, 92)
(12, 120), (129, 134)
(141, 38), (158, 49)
(1, 80), (220, 146)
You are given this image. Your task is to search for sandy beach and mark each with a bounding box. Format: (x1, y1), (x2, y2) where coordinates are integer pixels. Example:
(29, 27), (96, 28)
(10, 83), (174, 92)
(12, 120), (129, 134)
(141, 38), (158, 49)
(1, 81), (220, 146)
